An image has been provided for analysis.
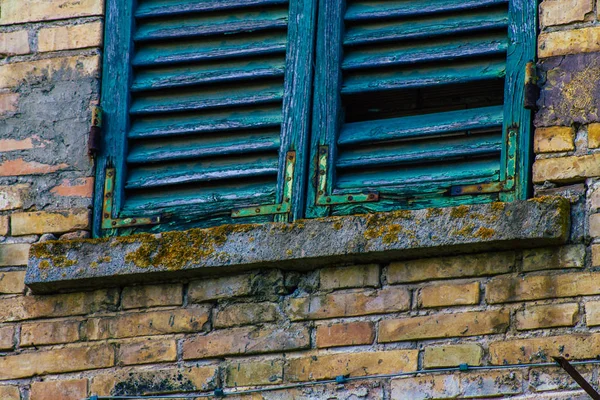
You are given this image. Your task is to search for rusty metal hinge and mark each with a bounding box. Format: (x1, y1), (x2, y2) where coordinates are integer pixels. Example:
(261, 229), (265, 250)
(88, 105), (103, 156)
(232, 151), (296, 218)
(316, 146), (379, 206)
(101, 168), (161, 229)
(524, 61), (540, 111)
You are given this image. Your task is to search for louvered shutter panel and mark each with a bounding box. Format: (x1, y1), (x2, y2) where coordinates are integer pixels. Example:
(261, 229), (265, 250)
(306, 0), (536, 218)
(96, 0), (316, 235)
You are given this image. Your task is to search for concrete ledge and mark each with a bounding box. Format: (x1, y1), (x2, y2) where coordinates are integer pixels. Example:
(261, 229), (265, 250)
(26, 198), (570, 293)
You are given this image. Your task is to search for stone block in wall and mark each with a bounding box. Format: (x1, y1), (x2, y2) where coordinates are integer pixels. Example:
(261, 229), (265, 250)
(515, 303), (579, 330)
(319, 264), (380, 290)
(0, 0), (103, 25)
(0, 30), (30, 56)
(30, 379), (88, 400)
(91, 365), (218, 396)
(423, 344), (483, 369)
(38, 21), (103, 52)
(213, 302), (279, 328)
(11, 209), (90, 235)
(539, 0), (593, 28)
(417, 281), (480, 308)
(225, 359), (284, 387)
(315, 321), (375, 348)
(379, 310), (509, 343)
(536, 52), (600, 127)
(20, 319), (81, 347)
(0, 243), (31, 266)
(390, 370), (523, 400)
(0, 270), (26, 294)
(0, 184), (29, 211)
(116, 338), (177, 366)
(533, 126), (575, 153)
(486, 272), (600, 303)
(121, 283), (183, 309)
(286, 349), (418, 382)
(521, 245), (585, 272)
(182, 323), (310, 360)
(0, 344), (114, 380)
(285, 286), (410, 321)
(387, 251), (515, 283)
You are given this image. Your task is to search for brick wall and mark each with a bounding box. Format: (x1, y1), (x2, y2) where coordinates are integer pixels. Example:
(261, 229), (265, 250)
(3, 0), (600, 399)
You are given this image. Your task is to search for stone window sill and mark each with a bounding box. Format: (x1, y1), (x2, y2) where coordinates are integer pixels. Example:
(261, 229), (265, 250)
(26, 197), (570, 293)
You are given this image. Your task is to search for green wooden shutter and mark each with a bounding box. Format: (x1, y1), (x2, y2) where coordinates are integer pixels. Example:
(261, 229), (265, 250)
(95, 0), (317, 235)
(306, 0), (536, 218)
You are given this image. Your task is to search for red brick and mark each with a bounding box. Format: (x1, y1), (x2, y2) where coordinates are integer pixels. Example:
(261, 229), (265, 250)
(50, 177), (94, 198)
(0, 158), (68, 177)
(0, 138), (33, 152)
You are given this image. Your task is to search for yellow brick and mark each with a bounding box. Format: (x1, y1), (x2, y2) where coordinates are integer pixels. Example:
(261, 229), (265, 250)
(0, 244), (30, 266)
(214, 302), (278, 329)
(0, 30), (30, 55)
(379, 310), (509, 343)
(534, 127), (575, 153)
(487, 272), (600, 304)
(592, 244), (600, 267)
(423, 344), (483, 369)
(316, 321), (375, 348)
(0, 55), (100, 89)
(0, 215), (8, 236)
(0, 270), (26, 294)
(387, 251), (515, 283)
(285, 286), (410, 321)
(38, 21), (103, 52)
(533, 153), (600, 183)
(418, 281), (480, 308)
(521, 245), (585, 272)
(539, 0), (593, 28)
(539, 26), (600, 58)
(30, 379), (87, 400)
(590, 213), (600, 237)
(0, 344), (114, 380)
(121, 283), (183, 309)
(516, 303), (579, 330)
(287, 350), (418, 382)
(0, 93), (19, 115)
(91, 366), (218, 396)
(0, 386), (20, 400)
(0, 325), (15, 350)
(182, 324), (310, 360)
(21, 319), (81, 347)
(0, 0), (103, 25)
(117, 338), (177, 366)
(588, 123), (600, 149)
(489, 334), (600, 364)
(585, 300), (600, 326)
(319, 264), (380, 290)
(226, 359), (284, 387)
(11, 209), (89, 235)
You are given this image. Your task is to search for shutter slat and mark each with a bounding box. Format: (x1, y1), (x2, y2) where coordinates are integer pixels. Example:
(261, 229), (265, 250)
(130, 81), (284, 115)
(135, 8), (288, 42)
(339, 106), (504, 146)
(129, 106), (282, 138)
(132, 56), (286, 91)
(342, 59), (506, 94)
(343, 33), (507, 70)
(344, 8), (508, 46)
(126, 154), (279, 189)
(345, 0), (508, 21)
(134, 32), (287, 67)
(338, 132), (501, 169)
(128, 129), (281, 163)
(337, 158), (500, 189)
(136, 0), (288, 18)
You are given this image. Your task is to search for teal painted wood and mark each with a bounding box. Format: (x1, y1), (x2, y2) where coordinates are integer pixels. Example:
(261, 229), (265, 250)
(93, 0), (136, 237)
(500, 0), (536, 200)
(343, 32), (508, 70)
(305, 0), (345, 219)
(345, 0), (508, 20)
(344, 8), (508, 46)
(339, 105), (504, 146)
(136, 0), (289, 18)
(276, 0), (318, 221)
(133, 31), (287, 67)
(128, 106), (282, 139)
(127, 129), (281, 163)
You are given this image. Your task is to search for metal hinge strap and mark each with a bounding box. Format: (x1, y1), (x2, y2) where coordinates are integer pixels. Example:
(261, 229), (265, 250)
(524, 61), (540, 110)
(232, 151), (296, 218)
(316, 146), (379, 205)
(88, 105), (102, 156)
(101, 168), (161, 229)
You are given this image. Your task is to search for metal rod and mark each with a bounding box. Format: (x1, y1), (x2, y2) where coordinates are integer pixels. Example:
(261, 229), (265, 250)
(553, 357), (600, 400)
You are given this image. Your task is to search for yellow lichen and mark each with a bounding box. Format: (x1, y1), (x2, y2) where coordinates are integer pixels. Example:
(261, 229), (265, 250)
(454, 224), (475, 236)
(474, 227), (495, 239)
(491, 202), (506, 212)
(426, 208), (443, 218)
(39, 260), (51, 270)
(450, 205), (470, 218)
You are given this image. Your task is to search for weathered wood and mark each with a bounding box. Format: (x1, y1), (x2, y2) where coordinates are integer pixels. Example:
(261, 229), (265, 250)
(136, 0), (289, 18)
